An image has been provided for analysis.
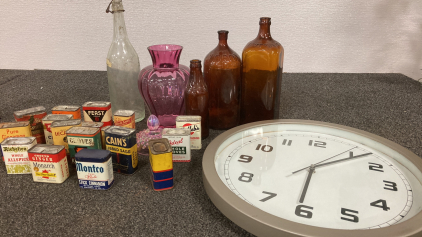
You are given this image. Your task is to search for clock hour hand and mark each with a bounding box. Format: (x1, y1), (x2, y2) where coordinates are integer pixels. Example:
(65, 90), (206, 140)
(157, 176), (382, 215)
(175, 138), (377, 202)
(299, 164), (315, 203)
(313, 152), (372, 169)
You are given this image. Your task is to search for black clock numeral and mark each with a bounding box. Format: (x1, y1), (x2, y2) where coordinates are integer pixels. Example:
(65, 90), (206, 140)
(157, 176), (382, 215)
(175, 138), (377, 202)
(383, 180), (398, 191)
(238, 155), (253, 163)
(369, 162), (384, 172)
(282, 139), (292, 146)
(308, 140), (326, 148)
(256, 144), (273, 152)
(295, 205), (313, 219)
(341, 208), (359, 223)
(370, 199), (390, 211)
(238, 172), (254, 182)
(259, 191), (277, 202)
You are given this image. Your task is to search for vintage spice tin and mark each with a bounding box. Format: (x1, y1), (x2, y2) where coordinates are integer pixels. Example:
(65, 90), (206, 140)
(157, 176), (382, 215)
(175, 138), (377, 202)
(0, 121), (32, 158)
(50, 119), (82, 153)
(148, 138), (174, 191)
(51, 105), (82, 119)
(1, 137), (37, 174)
(113, 110), (135, 129)
(80, 121), (104, 128)
(176, 115), (202, 149)
(105, 126), (138, 175)
(67, 127), (102, 166)
(101, 126), (111, 150)
(14, 106), (47, 144)
(151, 174), (174, 191)
(75, 149), (114, 190)
(162, 128), (191, 162)
(42, 114), (74, 145)
(82, 101), (112, 127)
(28, 144), (69, 183)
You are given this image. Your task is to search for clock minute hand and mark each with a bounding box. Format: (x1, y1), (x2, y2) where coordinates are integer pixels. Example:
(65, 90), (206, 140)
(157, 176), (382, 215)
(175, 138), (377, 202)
(313, 152), (373, 169)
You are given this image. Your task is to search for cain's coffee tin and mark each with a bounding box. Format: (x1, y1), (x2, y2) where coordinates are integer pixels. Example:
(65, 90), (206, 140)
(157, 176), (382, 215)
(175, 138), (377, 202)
(105, 126), (138, 175)
(42, 114), (74, 145)
(162, 128), (191, 162)
(1, 137), (37, 174)
(82, 101), (112, 127)
(176, 115), (201, 149)
(66, 127), (102, 166)
(14, 106), (47, 144)
(28, 144), (69, 183)
(50, 119), (82, 153)
(0, 121), (32, 158)
(75, 149), (114, 190)
(113, 110), (135, 129)
(52, 105), (81, 119)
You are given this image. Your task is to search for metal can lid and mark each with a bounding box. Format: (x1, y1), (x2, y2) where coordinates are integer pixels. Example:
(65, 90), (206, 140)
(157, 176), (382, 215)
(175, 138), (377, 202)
(82, 101), (111, 107)
(101, 125), (111, 133)
(42, 114), (74, 122)
(114, 110), (135, 117)
(81, 122), (104, 128)
(105, 126), (135, 136)
(148, 138), (172, 155)
(14, 106), (46, 118)
(51, 105), (80, 112)
(175, 115), (201, 122)
(50, 119), (82, 128)
(75, 149), (111, 163)
(162, 128), (191, 136)
(28, 144), (65, 154)
(1, 137), (36, 145)
(2, 121), (30, 128)
(66, 126), (100, 135)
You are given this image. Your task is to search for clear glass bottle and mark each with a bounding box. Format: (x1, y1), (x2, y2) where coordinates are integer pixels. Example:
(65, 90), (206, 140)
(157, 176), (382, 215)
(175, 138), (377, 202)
(185, 60), (209, 139)
(204, 30), (241, 130)
(106, 0), (145, 122)
(240, 17), (284, 124)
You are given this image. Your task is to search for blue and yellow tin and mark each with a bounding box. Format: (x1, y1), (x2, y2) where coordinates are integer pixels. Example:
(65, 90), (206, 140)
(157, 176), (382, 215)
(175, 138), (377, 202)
(148, 138), (173, 172)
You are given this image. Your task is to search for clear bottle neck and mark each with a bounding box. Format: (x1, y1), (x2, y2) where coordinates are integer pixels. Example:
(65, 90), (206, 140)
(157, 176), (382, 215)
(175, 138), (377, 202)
(112, 1), (128, 40)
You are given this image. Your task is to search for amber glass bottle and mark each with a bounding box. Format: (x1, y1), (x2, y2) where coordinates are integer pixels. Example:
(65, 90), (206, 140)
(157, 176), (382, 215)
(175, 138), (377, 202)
(240, 17), (284, 124)
(185, 60), (209, 139)
(204, 30), (241, 130)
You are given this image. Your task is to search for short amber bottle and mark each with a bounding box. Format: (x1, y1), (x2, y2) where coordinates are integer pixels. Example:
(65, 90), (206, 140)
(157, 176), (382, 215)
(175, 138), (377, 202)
(240, 17), (284, 124)
(204, 30), (241, 130)
(185, 60), (209, 139)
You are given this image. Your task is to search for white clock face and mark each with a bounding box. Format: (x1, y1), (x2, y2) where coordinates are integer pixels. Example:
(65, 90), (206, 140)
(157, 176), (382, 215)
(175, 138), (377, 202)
(214, 124), (422, 230)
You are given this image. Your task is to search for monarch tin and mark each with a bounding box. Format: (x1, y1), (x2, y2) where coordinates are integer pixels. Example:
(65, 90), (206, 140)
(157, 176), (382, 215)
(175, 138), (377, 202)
(162, 128), (191, 162)
(42, 114), (74, 145)
(14, 106), (47, 144)
(105, 126), (138, 174)
(82, 101), (112, 127)
(66, 127), (102, 166)
(52, 105), (81, 119)
(28, 144), (69, 183)
(1, 137), (37, 174)
(80, 121), (104, 128)
(50, 119), (82, 153)
(75, 149), (114, 190)
(148, 138), (173, 191)
(0, 121), (32, 158)
(113, 110), (135, 129)
(176, 115), (201, 149)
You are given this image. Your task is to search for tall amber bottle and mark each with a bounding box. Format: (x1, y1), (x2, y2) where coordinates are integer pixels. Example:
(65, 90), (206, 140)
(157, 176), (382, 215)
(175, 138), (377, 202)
(185, 60), (209, 139)
(240, 17), (284, 124)
(204, 30), (241, 130)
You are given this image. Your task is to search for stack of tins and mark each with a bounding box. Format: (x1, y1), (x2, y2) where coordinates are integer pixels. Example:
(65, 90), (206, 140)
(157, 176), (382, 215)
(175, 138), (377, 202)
(75, 149), (114, 190)
(148, 138), (174, 191)
(1, 137), (36, 174)
(42, 114), (73, 145)
(0, 121), (32, 158)
(13, 106), (47, 144)
(104, 126), (138, 174)
(27, 144), (69, 183)
(66, 127), (102, 167)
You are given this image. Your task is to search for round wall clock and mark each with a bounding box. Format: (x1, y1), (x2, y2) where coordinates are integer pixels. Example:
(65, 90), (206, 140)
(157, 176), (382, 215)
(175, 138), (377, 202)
(203, 120), (422, 236)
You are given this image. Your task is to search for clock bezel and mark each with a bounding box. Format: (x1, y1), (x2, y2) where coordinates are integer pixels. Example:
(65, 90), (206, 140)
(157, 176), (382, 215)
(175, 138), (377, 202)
(202, 119), (422, 237)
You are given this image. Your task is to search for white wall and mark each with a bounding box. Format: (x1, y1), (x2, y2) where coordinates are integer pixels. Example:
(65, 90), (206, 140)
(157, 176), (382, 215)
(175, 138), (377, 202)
(1, 0), (421, 80)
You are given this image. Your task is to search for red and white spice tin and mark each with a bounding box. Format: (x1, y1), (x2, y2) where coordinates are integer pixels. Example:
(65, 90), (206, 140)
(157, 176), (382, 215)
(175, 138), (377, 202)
(176, 115), (201, 150)
(82, 101), (112, 127)
(162, 128), (191, 162)
(28, 144), (69, 183)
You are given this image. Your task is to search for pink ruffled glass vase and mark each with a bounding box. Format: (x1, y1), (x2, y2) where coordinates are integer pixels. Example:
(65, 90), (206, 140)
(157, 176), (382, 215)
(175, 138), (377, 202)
(138, 44), (190, 128)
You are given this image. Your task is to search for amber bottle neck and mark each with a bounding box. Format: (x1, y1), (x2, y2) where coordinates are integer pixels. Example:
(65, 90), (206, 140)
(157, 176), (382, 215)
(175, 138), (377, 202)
(218, 31), (228, 47)
(258, 23), (272, 39)
(189, 67), (203, 81)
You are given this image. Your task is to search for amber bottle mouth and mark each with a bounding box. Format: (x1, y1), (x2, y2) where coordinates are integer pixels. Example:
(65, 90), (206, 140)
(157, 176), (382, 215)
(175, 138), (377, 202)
(190, 59), (202, 67)
(259, 17), (271, 25)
